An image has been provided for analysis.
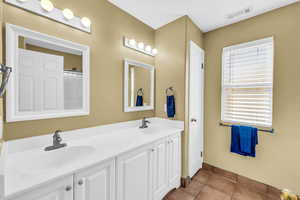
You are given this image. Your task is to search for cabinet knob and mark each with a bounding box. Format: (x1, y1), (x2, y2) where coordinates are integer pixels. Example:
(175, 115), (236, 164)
(66, 186), (72, 191)
(151, 149), (155, 152)
(78, 180), (84, 185)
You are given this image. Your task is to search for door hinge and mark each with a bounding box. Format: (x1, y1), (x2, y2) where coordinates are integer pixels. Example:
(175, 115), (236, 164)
(201, 63), (204, 69)
(201, 151), (203, 157)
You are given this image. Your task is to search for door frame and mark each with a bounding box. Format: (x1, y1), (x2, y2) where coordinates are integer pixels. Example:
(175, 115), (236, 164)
(186, 40), (205, 178)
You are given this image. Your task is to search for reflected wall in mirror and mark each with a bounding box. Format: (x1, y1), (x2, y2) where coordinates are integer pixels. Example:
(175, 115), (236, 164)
(6, 24), (90, 122)
(124, 59), (154, 112)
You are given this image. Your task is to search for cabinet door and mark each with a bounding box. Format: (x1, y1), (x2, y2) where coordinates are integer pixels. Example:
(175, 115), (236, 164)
(117, 145), (153, 200)
(152, 139), (169, 200)
(168, 133), (181, 189)
(74, 159), (115, 200)
(9, 176), (73, 200)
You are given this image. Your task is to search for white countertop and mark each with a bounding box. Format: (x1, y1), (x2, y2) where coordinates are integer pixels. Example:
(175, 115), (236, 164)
(3, 118), (184, 199)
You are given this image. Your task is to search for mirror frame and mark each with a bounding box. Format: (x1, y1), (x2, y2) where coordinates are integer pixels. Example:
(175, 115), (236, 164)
(124, 59), (155, 112)
(5, 23), (90, 122)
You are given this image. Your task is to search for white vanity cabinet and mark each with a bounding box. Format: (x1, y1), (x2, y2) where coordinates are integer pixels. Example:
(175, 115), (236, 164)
(116, 132), (182, 200)
(7, 131), (182, 200)
(10, 176), (74, 200)
(152, 138), (169, 200)
(8, 160), (115, 200)
(74, 159), (115, 200)
(116, 144), (154, 200)
(167, 133), (181, 189)
(152, 132), (181, 200)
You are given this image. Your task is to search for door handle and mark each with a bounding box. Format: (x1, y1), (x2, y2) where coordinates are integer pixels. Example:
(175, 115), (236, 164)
(191, 118), (197, 122)
(78, 180), (84, 186)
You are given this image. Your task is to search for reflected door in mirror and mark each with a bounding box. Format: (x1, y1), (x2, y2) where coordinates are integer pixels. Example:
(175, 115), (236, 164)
(18, 36), (83, 113)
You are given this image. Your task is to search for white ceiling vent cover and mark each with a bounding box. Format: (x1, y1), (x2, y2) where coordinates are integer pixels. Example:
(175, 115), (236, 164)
(227, 7), (253, 19)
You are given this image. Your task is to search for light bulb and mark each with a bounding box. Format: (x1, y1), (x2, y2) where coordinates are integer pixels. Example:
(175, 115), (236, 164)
(129, 39), (136, 47)
(138, 42), (144, 50)
(145, 45), (152, 52)
(63, 8), (74, 20)
(81, 17), (91, 28)
(40, 0), (54, 12)
(152, 48), (158, 55)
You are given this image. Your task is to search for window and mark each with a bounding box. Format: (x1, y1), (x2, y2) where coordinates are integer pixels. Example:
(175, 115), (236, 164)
(221, 37), (274, 127)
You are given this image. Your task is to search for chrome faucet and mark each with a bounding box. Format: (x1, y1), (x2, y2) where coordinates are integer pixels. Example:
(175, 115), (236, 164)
(139, 117), (150, 129)
(44, 130), (67, 151)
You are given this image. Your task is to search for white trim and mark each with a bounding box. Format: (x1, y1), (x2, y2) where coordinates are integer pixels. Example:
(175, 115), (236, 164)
(5, 0), (91, 33)
(123, 59), (155, 112)
(123, 37), (155, 57)
(5, 23), (90, 122)
(24, 38), (82, 56)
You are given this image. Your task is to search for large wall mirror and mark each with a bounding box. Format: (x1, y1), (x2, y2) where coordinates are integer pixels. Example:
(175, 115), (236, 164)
(5, 24), (90, 122)
(124, 59), (154, 112)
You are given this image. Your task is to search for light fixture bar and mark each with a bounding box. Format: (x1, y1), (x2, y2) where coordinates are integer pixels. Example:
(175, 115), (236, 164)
(124, 37), (157, 57)
(5, 0), (91, 33)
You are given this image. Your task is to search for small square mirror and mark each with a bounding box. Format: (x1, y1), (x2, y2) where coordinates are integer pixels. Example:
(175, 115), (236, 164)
(123, 59), (154, 112)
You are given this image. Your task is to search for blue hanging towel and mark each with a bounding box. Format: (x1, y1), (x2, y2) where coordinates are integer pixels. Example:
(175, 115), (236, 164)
(136, 95), (143, 106)
(167, 95), (175, 118)
(230, 125), (258, 157)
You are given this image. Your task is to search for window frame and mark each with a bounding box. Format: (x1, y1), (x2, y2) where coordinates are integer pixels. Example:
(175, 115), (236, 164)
(221, 37), (274, 128)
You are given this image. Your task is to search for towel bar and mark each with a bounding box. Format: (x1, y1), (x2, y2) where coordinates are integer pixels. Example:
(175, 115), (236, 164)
(219, 122), (274, 133)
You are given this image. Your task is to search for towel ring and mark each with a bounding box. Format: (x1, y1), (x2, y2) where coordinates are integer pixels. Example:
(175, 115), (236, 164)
(166, 86), (174, 96)
(137, 88), (144, 96)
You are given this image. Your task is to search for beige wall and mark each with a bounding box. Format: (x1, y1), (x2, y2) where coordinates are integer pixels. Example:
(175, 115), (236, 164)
(155, 16), (204, 177)
(204, 2), (300, 192)
(2, 0), (155, 140)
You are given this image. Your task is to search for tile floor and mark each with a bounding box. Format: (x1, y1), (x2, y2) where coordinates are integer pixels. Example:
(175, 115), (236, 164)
(163, 168), (281, 200)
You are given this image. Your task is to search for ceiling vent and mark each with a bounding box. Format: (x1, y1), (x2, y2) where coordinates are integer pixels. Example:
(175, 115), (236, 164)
(227, 7), (253, 19)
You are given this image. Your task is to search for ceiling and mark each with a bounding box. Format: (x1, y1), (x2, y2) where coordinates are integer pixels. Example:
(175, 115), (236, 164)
(108, 0), (299, 32)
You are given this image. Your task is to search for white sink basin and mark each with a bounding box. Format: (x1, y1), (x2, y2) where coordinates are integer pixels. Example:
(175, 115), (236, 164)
(10, 145), (95, 174)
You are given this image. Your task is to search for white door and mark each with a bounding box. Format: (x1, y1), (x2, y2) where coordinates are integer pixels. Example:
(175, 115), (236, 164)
(9, 176), (73, 200)
(18, 49), (64, 112)
(168, 133), (181, 189)
(117, 145), (153, 200)
(74, 159), (115, 200)
(152, 138), (169, 200)
(188, 41), (205, 178)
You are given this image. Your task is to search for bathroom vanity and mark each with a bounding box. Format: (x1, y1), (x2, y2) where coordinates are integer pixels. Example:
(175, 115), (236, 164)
(3, 118), (183, 200)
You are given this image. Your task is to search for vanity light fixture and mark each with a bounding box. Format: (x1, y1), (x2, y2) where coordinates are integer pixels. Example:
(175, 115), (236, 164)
(62, 8), (74, 20)
(138, 42), (145, 50)
(129, 39), (136, 47)
(81, 17), (91, 28)
(145, 45), (152, 53)
(152, 48), (158, 55)
(5, 0), (91, 33)
(40, 0), (54, 12)
(123, 37), (157, 57)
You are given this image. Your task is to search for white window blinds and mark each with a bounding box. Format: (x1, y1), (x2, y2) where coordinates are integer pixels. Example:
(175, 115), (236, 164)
(221, 37), (274, 127)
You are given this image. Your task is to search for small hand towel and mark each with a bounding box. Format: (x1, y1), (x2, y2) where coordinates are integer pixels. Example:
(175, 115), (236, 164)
(167, 95), (176, 118)
(136, 95), (143, 106)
